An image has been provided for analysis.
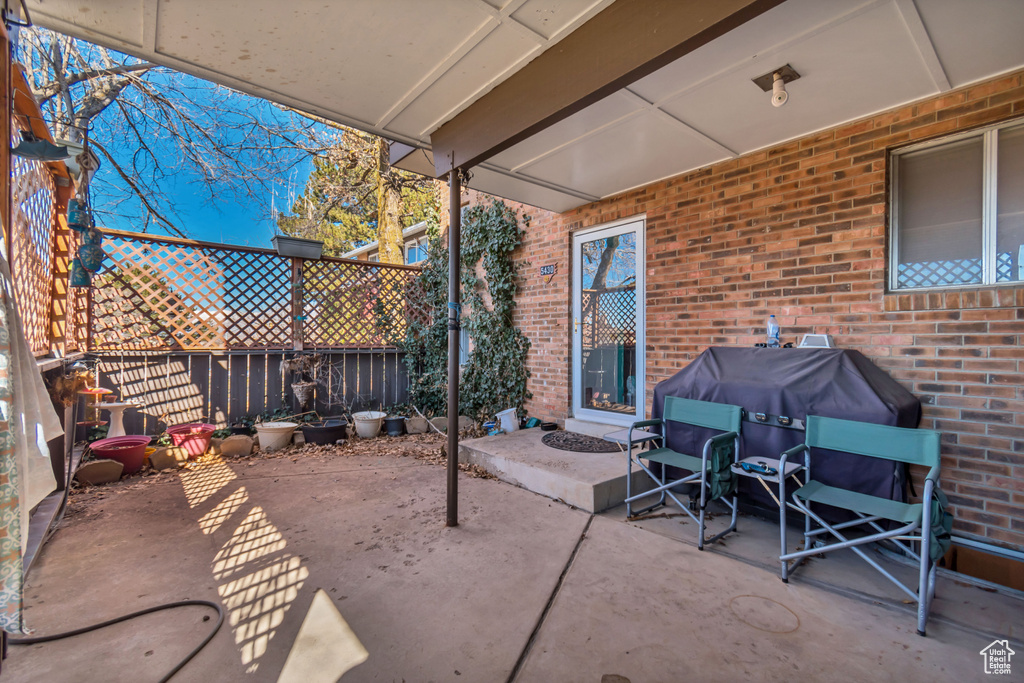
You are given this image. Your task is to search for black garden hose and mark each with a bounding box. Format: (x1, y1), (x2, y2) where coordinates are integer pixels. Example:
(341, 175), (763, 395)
(10, 599), (224, 683)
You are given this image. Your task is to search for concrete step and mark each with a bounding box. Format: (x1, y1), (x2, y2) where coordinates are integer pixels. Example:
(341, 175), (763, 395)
(458, 428), (653, 513)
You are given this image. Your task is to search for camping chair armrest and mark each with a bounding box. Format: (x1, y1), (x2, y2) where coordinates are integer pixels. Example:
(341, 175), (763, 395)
(779, 444), (807, 467)
(626, 419), (663, 450)
(705, 431), (739, 462)
(708, 431), (738, 447)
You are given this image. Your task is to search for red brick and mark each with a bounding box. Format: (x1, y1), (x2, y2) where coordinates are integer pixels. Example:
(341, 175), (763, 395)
(504, 68), (1024, 550)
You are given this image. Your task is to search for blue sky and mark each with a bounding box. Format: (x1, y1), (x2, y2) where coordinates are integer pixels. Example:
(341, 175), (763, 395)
(122, 153), (316, 249)
(86, 69), (324, 249)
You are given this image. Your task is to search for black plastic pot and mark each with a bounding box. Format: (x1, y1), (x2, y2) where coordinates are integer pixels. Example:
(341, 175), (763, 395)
(383, 416), (406, 437)
(230, 424), (252, 436)
(301, 419), (348, 445)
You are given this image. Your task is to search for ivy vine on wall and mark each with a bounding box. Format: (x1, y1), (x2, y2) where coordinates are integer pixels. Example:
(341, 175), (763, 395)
(383, 197), (532, 420)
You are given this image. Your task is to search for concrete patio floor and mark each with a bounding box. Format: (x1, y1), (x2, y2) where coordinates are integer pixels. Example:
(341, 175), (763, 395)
(3, 447), (1021, 682)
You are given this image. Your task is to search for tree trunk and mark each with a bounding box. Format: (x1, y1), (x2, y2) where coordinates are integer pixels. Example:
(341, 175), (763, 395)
(592, 235), (619, 289)
(376, 138), (404, 265)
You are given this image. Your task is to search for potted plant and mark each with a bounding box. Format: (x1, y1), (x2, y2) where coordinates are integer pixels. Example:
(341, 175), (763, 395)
(272, 234), (324, 260)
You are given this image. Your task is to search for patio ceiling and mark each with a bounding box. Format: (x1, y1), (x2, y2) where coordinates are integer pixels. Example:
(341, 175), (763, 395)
(23, 0), (1024, 213)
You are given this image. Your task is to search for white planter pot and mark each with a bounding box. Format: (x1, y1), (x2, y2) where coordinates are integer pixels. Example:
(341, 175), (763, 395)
(352, 411), (386, 438)
(496, 408), (519, 433)
(256, 421), (298, 451)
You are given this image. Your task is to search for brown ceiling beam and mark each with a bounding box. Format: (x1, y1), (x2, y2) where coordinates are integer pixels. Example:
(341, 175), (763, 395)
(430, 0), (784, 176)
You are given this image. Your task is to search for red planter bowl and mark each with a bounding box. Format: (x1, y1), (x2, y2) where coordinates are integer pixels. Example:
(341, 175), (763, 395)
(166, 423), (216, 459)
(90, 436), (151, 474)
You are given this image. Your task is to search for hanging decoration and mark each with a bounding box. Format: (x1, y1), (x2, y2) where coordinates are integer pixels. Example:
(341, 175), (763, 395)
(67, 197), (89, 231)
(69, 257), (91, 288)
(78, 228), (104, 272)
(66, 132), (106, 283)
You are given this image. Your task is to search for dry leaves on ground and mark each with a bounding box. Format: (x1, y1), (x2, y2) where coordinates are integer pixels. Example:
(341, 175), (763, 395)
(68, 427), (494, 512)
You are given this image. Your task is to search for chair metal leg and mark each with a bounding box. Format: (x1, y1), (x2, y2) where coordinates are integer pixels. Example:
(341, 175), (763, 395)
(698, 505), (706, 550)
(917, 481), (935, 636)
(625, 451), (633, 517)
(779, 470), (789, 582)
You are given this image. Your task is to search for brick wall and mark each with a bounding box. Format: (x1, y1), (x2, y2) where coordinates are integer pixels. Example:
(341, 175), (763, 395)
(499, 69), (1024, 551)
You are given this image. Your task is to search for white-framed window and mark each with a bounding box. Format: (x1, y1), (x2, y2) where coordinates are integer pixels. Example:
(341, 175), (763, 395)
(405, 237), (427, 264)
(890, 118), (1024, 291)
(367, 253), (379, 263)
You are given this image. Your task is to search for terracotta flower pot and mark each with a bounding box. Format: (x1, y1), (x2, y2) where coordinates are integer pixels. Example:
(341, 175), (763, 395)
(90, 436), (151, 474)
(166, 423), (216, 459)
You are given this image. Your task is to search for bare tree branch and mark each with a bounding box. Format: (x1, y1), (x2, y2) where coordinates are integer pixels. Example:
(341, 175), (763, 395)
(91, 140), (188, 238)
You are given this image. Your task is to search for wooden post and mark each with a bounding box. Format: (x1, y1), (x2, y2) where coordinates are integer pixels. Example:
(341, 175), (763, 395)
(50, 183), (73, 356)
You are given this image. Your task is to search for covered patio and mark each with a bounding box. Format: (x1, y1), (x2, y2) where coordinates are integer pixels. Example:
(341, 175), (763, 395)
(1, 0), (1023, 680)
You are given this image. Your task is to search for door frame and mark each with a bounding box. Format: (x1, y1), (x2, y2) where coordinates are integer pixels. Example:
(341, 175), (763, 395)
(571, 215), (646, 427)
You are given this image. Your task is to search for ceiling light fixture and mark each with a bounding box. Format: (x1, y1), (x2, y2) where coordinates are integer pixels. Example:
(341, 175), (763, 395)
(752, 64), (800, 108)
(772, 73), (788, 107)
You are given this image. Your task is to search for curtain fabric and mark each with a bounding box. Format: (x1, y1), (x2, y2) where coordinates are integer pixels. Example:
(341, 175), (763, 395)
(0, 254), (62, 635)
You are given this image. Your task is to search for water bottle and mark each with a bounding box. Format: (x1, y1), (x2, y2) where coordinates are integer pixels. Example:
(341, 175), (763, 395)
(767, 315), (780, 347)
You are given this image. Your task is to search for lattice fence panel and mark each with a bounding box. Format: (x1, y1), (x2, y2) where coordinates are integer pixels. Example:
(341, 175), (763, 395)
(581, 286), (636, 349)
(10, 153), (55, 355)
(898, 253), (1017, 288)
(91, 235), (292, 350)
(69, 279), (89, 352)
(222, 250), (292, 348)
(303, 260), (419, 348)
(898, 258), (982, 289)
(996, 251), (1015, 282)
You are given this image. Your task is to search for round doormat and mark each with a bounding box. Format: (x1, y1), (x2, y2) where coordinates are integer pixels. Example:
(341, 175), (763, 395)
(541, 430), (621, 453)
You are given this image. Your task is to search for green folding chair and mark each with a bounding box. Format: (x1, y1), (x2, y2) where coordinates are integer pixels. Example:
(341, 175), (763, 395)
(779, 415), (944, 636)
(624, 396), (743, 550)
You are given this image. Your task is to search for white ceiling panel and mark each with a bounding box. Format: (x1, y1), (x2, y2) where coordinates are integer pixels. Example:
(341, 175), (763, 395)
(661, 1), (935, 156)
(488, 93), (642, 170)
(915, 0), (1024, 88)
(518, 110), (730, 198)
(471, 164), (596, 212)
(629, 0), (877, 105)
(26, 0), (144, 46)
(511, 0), (609, 40)
(386, 23), (540, 140)
(154, 0), (493, 127)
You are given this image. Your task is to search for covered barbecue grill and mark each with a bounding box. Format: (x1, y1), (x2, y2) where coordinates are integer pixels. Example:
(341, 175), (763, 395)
(651, 346), (922, 510)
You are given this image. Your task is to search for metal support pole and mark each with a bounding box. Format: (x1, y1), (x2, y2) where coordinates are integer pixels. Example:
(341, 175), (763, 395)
(446, 167), (461, 527)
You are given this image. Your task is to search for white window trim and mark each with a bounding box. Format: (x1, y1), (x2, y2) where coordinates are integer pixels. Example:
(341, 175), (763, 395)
(889, 117), (1023, 292)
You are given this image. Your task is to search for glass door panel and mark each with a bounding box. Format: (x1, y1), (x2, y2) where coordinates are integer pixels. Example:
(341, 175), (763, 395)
(572, 220), (644, 424)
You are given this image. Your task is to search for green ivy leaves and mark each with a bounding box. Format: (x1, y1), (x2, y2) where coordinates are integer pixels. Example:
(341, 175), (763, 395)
(387, 198), (532, 421)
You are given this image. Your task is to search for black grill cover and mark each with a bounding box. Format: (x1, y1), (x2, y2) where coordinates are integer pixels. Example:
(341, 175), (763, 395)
(651, 347), (921, 507)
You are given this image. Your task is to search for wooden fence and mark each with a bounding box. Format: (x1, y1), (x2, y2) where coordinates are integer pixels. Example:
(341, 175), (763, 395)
(93, 349), (409, 435)
(80, 230), (425, 433)
(90, 229), (423, 352)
